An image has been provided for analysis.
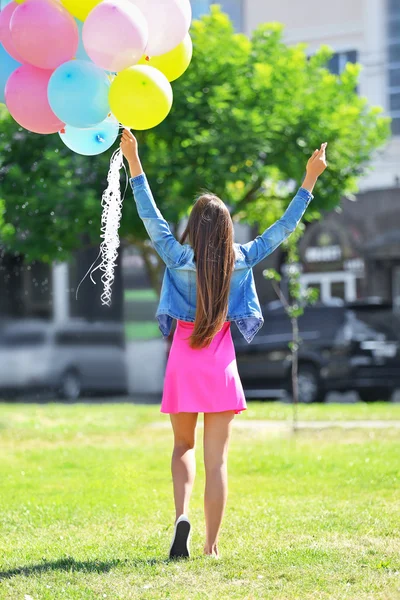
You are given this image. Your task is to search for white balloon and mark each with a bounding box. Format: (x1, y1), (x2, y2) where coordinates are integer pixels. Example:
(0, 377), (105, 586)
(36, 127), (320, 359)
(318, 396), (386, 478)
(129, 0), (191, 56)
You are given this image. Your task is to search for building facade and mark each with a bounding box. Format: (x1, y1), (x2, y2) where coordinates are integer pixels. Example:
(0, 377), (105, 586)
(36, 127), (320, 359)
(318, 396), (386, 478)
(193, 0), (400, 309)
(191, 0), (243, 30)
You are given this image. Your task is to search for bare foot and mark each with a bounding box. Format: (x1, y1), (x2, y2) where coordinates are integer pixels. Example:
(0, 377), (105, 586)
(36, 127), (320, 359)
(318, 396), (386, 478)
(203, 544), (220, 558)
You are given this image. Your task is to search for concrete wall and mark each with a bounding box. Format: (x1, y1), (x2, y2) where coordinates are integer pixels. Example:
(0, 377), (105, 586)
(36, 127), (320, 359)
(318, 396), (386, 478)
(126, 339), (166, 395)
(245, 0), (364, 43)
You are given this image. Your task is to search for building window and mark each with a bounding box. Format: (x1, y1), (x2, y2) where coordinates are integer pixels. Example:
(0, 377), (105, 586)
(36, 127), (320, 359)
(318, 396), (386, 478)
(300, 272), (359, 303)
(191, 0), (243, 30)
(388, 0), (400, 135)
(327, 50), (358, 76)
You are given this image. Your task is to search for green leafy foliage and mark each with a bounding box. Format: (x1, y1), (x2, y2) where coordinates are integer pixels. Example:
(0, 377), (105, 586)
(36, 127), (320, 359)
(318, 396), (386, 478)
(305, 286), (320, 305)
(262, 268), (281, 282)
(0, 5), (390, 264)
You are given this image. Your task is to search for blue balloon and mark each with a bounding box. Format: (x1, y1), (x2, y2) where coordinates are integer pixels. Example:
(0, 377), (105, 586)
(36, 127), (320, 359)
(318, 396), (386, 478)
(0, 0), (13, 7)
(59, 116), (120, 155)
(0, 43), (21, 104)
(48, 60), (110, 128)
(75, 19), (91, 62)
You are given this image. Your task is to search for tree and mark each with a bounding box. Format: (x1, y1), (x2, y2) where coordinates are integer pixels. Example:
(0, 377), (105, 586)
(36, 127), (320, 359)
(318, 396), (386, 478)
(0, 5), (390, 293)
(264, 227), (320, 433)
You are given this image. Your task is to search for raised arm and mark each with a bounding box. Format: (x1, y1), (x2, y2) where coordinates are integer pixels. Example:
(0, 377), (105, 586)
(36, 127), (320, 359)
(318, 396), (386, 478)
(121, 129), (188, 268)
(239, 143), (328, 268)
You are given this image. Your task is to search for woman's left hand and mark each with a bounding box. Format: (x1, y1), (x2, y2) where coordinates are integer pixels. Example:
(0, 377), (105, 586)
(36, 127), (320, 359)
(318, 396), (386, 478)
(306, 142), (328, 179)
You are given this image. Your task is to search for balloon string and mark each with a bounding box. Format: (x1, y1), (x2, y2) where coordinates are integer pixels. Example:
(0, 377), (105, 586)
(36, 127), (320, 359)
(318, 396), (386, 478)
(99, 148), (123, 306)
(75, 248), (102, 301)
(75, 132), (129, 306)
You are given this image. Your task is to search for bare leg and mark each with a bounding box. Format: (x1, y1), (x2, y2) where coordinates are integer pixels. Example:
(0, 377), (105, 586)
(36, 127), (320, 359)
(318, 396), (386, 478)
(170, 412), (198, 522)
(203, 410), (235, 557)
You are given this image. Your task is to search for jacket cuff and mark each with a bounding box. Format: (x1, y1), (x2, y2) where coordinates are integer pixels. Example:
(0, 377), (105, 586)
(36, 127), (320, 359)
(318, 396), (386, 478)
(298, 187), (314, 203)
(130, 173), (147, 188)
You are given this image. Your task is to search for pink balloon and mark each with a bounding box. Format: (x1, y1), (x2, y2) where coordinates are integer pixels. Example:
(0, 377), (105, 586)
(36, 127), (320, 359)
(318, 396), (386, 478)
(83, 0), (148, 72)
(130, 0), (191, 56)
(10, 0), (78, 70)
(5, 64), (65, 134)
(0, 1), (24, 63)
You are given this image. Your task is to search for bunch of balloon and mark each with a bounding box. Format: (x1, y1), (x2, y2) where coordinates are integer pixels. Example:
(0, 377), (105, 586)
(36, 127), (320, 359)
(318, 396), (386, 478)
(0, 0), (193, 305)
(0, 0), (193, 154)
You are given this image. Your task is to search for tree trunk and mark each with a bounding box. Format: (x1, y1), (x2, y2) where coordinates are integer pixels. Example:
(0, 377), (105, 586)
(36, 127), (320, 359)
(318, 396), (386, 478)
(0, 252), (25, 318)
(291, 316), (299, 433)
(134, 239), (163, 298)
(124, 236), (174, 363)
(71, 245), (124, 322)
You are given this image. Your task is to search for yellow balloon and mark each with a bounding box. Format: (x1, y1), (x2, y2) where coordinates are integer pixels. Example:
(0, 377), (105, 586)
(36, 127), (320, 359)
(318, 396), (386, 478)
(109, 65), (173, 130)
(15, 0), (63, 2)
(138, 34), (193, 83)
(61, 0), (101, 21)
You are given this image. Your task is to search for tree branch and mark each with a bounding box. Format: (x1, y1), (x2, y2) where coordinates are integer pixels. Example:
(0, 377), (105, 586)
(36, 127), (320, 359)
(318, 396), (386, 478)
(230, 178), (264, 218)
(127, 237), (163, 299)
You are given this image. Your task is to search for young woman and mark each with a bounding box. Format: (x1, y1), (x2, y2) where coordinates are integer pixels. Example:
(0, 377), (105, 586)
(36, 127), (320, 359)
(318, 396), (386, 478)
(121, 129), (328, 560)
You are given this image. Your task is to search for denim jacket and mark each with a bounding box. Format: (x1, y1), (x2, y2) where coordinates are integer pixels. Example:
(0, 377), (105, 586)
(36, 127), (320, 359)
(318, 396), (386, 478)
(130, 173), (313, 343)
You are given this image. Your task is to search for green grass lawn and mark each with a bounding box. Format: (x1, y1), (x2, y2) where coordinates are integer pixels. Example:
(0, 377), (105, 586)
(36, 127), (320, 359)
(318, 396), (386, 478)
(237, 400), (400, 422)
(124, 289), (158, 302)
(125, 320), (160, 340)
(0, 402), (399, 599)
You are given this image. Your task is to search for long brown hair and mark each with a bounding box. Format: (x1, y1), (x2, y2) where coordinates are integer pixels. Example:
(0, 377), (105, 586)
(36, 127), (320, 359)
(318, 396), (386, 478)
(179, 192), (235, 350)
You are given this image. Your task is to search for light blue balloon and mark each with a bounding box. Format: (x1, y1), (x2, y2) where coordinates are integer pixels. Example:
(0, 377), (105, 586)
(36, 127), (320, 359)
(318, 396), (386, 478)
(59, 116), (120, 155)
(75, 19), (91, 62)
(0, 0), (13, 8)
(0, 43), (21, 104)
(48, 60), (110, 128)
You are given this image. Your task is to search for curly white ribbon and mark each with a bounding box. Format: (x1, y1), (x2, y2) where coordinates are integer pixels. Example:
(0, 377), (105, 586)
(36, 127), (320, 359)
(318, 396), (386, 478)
(75, 145), (128, 306)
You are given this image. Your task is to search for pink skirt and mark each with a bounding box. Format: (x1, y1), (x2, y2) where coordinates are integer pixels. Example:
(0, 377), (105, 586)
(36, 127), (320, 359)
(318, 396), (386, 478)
(160, 319), (247, 415)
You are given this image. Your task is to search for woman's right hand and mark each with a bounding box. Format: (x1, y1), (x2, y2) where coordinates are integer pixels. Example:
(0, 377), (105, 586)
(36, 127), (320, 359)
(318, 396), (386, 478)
(306, 142), (328, 179)
(120, 128), (139, 163)
(120, 128), (144, 178)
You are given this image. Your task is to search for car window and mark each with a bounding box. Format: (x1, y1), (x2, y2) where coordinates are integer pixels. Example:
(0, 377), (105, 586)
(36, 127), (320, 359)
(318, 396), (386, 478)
(55, 330), (124, 347)
(351, 309), (400, 341)
(2, 332), (47, 347)
(298, 307), (345, 336)
(264, 305), (345, 338)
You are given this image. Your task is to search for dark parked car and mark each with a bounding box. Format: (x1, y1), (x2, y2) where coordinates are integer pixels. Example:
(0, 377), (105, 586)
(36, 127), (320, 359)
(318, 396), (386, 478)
(232, 299), (400, 403)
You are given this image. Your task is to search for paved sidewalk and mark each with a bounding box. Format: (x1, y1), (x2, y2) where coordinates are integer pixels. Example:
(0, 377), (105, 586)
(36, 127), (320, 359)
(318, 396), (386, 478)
(151, 419), (400, 431)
